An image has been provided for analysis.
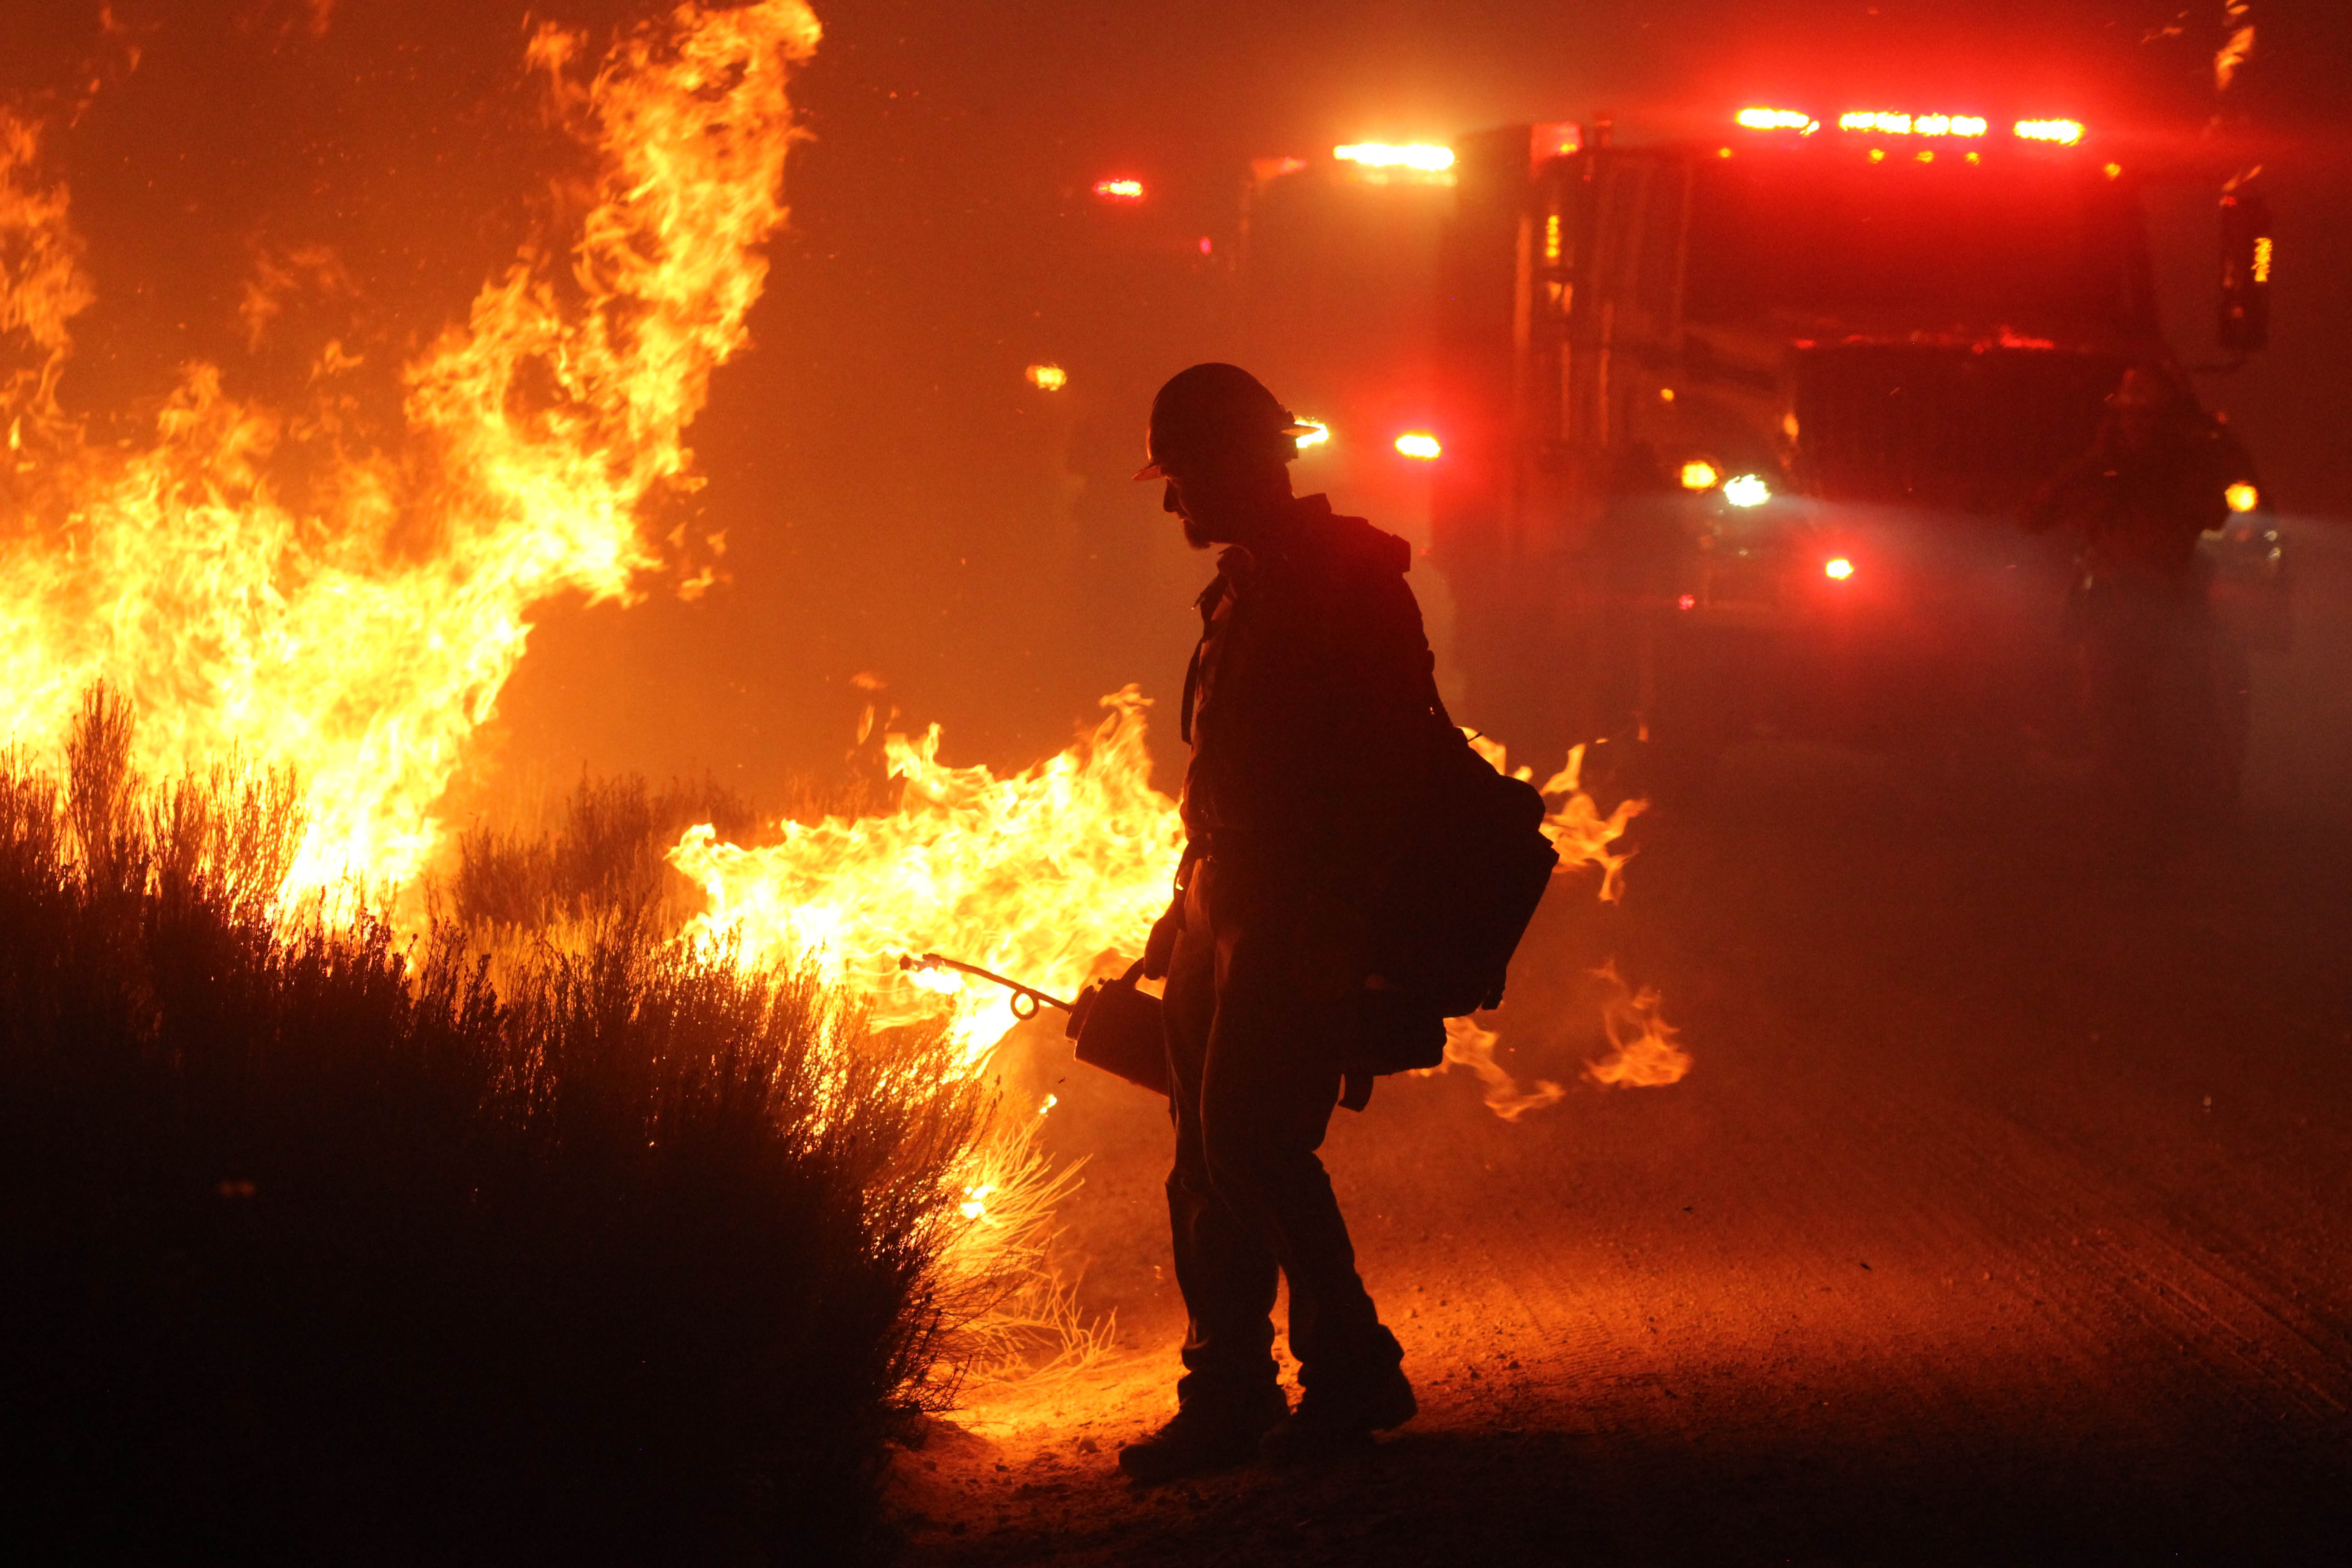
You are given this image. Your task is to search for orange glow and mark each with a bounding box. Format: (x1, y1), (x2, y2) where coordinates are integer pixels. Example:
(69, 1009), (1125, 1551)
(1679, 458), (1721, 491)
(1093, 177), (1144, 200)
(2252, 236), (2273, 284)
(1530, 121), (1583, 166)
(1677, 593), (1697, 610)
(2225, 482), (2260, 514)
(0, 0), (819, 900)
(2014, 118), (2086, 145)
(1334, 142), (1455, 172)
(1736, 108), (1818, 133)
(1394, 431), (1441, 460)
(2104, 162), (2124, 180)
(1824, 557), (1856, 580)
(1024, 363), (1067, 391)
(1867, 148), (1887, 164)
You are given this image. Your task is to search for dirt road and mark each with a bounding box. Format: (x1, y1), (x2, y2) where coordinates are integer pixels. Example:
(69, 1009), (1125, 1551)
(893, 521), (2352, 1565)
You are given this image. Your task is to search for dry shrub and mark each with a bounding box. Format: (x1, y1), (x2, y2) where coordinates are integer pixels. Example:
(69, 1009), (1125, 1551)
(0, 690), (987, 1565)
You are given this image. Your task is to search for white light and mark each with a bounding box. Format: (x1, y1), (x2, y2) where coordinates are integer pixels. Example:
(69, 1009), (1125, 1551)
(1335, 142), (1455, 172)
(1824, 557), (1855, 580)
(1722, 473), (1770, 507)
(1394, 431), (1442, 460)
(1293, 419), (1330, 451)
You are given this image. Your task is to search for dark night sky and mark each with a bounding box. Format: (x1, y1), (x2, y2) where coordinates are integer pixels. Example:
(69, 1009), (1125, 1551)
(5, 0), (2348, 796)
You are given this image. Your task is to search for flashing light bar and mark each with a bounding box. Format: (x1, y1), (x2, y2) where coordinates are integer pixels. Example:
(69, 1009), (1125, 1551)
(1394, 431), (1442, 460)
(1093, 177), (1145, 200)
(1837, 111), (1988, 137)
(1736, 108), (1818, 133)
(1741, 108), (2081, 144)
(2013, 119), (2085, 145)
(1335, 143), (1455, 173)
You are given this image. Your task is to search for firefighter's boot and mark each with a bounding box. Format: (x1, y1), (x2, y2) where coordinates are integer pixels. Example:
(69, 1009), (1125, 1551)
(1258, 1363), (1416, 1468)
(1117, 1387), (1290, 1484)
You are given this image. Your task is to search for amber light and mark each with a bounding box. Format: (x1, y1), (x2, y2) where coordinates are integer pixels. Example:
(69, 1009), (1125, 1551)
(1824, 557), (1856, 580)
(1093, 177), (1144, 200)
(2225, 482), (2261, 514)
(1679, 458), (1720, 491)
(1394, 431), (1441, 460)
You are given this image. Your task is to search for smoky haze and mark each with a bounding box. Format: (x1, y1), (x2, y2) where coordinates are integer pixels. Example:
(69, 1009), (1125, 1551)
(4, 0), (2347, 795)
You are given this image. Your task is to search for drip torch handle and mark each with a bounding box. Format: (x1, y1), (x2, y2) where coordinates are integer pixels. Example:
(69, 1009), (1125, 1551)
(898, 951), (1075, 1017)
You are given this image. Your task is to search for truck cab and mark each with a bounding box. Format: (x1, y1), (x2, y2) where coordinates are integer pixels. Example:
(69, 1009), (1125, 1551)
(1425, 109), (2283, 785)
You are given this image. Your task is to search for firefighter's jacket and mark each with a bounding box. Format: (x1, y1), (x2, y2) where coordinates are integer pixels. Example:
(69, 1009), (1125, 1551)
(1181, 494), (1437, 906)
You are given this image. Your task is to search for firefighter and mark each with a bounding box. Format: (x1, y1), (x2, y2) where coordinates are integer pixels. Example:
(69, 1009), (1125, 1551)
(2029, 365), (2256, 833)
(1117, 363), (1430, 1482)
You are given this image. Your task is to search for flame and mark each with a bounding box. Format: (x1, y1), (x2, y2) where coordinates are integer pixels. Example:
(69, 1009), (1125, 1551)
(0, 1), (821, 899)
(1429, 1016), (1565, 1121)
(669, 687), (1186, 1064)
(1467, 734), (1646, 901)
(1585, 963), (1691, 1087)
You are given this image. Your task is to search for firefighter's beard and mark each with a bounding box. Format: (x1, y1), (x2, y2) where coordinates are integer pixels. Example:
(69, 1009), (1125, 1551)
(1169, 465), (1294, 551)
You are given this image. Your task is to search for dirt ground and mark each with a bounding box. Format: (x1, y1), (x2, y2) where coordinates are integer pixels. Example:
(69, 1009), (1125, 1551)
(889, 520), (2352, 1567)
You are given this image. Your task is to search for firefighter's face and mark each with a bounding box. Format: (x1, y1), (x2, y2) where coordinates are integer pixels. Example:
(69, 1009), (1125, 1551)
(1160, 452), (1289, 549)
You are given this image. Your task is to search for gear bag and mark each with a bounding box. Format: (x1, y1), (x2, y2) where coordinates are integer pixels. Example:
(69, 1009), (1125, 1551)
(1371, 688), (1560, 1020)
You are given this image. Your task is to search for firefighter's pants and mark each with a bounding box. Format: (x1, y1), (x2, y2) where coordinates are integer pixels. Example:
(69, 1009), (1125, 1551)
(1161, 856), (1403, 1411)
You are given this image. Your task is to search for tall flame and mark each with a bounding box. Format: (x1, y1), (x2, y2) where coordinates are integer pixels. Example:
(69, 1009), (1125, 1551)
(0, 1), (821, 897)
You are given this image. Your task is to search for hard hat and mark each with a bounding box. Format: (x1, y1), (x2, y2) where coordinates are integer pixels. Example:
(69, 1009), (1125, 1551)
(1133, 363), (1316, 481)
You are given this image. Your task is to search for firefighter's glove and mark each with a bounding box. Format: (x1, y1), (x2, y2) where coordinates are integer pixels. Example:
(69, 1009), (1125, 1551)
(1142, 899), (1183, 981)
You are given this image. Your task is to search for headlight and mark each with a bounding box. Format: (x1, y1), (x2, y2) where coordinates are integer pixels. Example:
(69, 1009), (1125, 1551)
(1723, 473), (1771, 507)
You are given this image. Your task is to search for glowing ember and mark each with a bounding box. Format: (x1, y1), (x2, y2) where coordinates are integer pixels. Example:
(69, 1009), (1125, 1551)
(0, 1), (821, 900)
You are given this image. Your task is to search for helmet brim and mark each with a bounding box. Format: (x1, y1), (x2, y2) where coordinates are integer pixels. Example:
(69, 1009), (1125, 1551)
(1132, 424), (1320, 482)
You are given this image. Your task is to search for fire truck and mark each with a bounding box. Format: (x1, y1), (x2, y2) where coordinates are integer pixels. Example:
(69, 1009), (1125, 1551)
(1249, 110), (2284, 793)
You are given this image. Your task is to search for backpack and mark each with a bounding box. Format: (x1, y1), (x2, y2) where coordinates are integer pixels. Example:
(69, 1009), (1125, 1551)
(1371, 686), (1560, 1020)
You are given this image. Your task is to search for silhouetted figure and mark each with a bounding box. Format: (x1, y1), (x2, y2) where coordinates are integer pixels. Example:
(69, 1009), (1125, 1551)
(1118, 364), (1433, 1483)
(2029, 366), (2257, 838)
